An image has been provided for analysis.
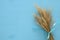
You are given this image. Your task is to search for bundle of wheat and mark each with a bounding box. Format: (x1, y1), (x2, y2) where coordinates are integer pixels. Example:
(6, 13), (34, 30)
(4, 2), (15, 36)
(34, 5), (54, 40)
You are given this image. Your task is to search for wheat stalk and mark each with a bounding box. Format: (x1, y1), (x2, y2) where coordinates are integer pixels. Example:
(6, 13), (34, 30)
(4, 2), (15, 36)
(34, 5), (54, 40)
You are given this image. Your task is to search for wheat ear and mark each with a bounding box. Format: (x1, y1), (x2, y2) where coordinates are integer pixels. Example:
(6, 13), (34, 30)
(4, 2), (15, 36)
(34, 5), (54, 40)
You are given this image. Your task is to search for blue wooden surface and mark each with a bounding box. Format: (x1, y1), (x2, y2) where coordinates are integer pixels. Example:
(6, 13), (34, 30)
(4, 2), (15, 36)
(0, 0), (60, 40)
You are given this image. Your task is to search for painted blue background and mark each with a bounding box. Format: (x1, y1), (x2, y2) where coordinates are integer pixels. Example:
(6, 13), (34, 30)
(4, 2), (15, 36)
(0, 0), (60, 40)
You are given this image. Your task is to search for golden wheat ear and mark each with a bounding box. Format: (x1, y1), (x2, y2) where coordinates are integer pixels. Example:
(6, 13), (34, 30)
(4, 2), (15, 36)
(34, 5), (51, 32)
(34, 5), (54, 40)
